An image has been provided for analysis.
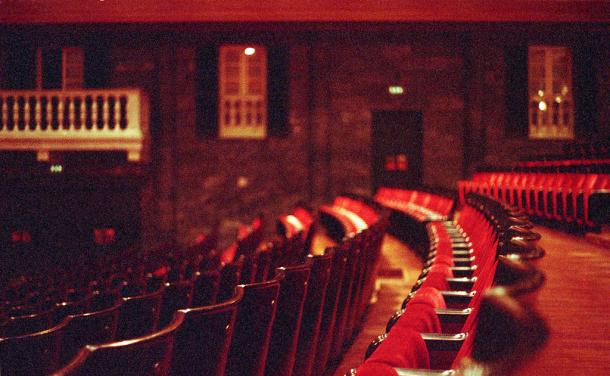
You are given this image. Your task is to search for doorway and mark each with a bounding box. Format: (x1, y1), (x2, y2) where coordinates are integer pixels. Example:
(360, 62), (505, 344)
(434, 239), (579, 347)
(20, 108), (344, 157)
(372, 111), (423, 191)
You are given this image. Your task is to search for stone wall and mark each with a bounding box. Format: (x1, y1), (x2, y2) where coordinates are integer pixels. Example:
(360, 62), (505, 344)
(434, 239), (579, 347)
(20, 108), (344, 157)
(114, 30), (472, 247)
(2, 25), (608, 249)
(107, 27), (610, 247)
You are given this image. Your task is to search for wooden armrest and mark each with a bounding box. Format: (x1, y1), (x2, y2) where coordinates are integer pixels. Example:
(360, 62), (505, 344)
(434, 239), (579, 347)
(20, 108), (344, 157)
(435, 307), (472, 322)
(395, 369), (455, 376)
(447, 277), (476, 290)
(440, 290), (475, 306)
(451, 265), (476, 278)
(422, 332), (467, 351)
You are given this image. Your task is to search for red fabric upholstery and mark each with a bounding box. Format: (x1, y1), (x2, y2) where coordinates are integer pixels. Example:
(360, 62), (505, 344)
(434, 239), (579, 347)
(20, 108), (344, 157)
(358, 328), (430, 372)
(420, 264), (452, 291)
(357, 287), (445, 374)
(356, 362), (400, 376)
(408, 286), (447, 310)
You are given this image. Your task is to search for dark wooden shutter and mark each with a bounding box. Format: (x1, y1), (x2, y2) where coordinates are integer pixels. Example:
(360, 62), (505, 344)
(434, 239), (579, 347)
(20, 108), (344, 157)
(197, 45), (219, 138)
(267, 46), (289, 137)
(85, 43), (110, 88)
(5, 43), (36, 89)
(572, 42), (598, 139)
(42, 48), (62, 89)
(504, 45), (529, 138)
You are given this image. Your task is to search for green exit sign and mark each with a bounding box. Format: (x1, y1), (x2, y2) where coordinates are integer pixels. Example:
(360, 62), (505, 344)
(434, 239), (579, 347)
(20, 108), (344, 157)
(388, 85), (404, 95)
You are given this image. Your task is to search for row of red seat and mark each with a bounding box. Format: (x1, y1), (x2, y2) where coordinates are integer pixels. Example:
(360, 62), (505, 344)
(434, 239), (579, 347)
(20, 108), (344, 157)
(356, 201), (500, 373)
(318, 196), (381, 241)
(375, 188), (455, 223)
(516, 158), (610, 171)
(458, 172), (610, 227)
(351, 193), (547, 375)
(1, 198), (388, 376)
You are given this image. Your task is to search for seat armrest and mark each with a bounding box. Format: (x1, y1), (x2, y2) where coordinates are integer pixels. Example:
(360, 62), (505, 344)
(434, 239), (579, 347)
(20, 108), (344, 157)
(428, 249), (473, 258)
(452, 256), (474, 267)
(435, 307), (472, 323)
(451, 249), (473, 256)
(440, 290), (475, 305)
(422, 332), (467, 351)
(451, 265), (476, 278)
(447, 276), (476, 290)
(395, 369), (455, 376)
(451, 244), (471, 251)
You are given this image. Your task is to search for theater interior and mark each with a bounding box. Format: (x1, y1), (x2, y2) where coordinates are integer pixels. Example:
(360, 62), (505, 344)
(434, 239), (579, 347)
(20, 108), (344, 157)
(1, 1), (609, 375)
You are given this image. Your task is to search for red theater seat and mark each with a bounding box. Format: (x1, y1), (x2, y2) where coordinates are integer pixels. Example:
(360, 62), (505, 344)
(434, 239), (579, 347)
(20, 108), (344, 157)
(170, 286), (243, 376)
(60, 301), (122, 365)
(226, 273), (283, 376)
(265, 264), (311, 376)
(115, 286), (164, 340)
(55, 314), (184, 376)
(293, 253), (333, 376)
(0, 319), (69, 376)
(314, 246), (349, 374)
(158, 280), (194, 328)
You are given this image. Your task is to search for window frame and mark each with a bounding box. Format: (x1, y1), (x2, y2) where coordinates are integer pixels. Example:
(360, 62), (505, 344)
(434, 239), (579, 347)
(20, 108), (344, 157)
(527, 45), (574, 140)
(218, 44), (268, 140)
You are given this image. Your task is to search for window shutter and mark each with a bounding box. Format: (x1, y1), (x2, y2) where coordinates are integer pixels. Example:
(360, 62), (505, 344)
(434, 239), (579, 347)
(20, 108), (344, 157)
(197, 45), (219, 138)
(41, 48), (62, 89)
(572, 42), (598, 139)
(267, 46), (289, 137)
(85, 44), (110, 88)
(504, 45), (528, 138)
(5, 44), (36, 89)
(62, 47), (84, 89)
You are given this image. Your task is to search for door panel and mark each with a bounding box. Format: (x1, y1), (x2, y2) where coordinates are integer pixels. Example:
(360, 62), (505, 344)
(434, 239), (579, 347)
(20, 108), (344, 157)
(372, 111), (423, 190)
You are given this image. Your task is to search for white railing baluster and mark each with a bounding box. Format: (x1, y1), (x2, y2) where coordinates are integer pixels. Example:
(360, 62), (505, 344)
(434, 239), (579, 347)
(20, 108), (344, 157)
(24, 98), (30, 129)
(0, 89), (147, 161)
(102, 95), (109, 131)
(35, 96), (41, 130)
(114, 96), (120, 130)
(68, 97), (75, 130)
(58, 97), (64, 129)
(11, 97), (18, 128)
(91, 97), (98, 131)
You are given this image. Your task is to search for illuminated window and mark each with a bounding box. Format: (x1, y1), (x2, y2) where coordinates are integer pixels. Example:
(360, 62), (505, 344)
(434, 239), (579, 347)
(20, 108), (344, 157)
(528, 46), (574, 139)
(218, 45), (267, 139)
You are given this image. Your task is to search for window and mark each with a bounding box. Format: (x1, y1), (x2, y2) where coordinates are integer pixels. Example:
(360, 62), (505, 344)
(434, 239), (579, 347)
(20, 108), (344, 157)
(528, 46), (574, 139)
(197, 44), (288, 139)
(218, 45), (267, 139)
(35, 47), (84, 89)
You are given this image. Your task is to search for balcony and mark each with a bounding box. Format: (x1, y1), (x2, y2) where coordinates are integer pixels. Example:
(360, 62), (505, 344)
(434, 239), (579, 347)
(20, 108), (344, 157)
(0, 88), (149, 162)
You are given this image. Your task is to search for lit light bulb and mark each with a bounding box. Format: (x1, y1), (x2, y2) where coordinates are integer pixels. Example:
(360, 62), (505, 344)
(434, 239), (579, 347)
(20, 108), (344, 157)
(555, 96), (562, 103)
(537, 90), (544, 97)
(244, 47), (256, 56)
(538, 101), (547, 111)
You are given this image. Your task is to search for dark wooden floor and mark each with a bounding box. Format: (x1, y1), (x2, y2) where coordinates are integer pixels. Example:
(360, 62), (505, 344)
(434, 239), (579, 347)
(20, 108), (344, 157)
(326, 226), (610, 375)
(525, 226), (610, 375)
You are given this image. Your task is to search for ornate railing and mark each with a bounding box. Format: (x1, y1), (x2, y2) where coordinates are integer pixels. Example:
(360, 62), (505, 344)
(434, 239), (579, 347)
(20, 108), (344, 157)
(0, 89), (149, 162)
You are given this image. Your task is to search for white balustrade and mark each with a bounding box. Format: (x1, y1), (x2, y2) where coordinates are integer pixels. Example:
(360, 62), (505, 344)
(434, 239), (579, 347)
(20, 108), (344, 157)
(0, 88), (149, 162)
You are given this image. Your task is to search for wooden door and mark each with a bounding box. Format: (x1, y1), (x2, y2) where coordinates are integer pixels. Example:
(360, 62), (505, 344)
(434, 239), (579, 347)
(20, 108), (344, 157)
(372, 111), (423, 190)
